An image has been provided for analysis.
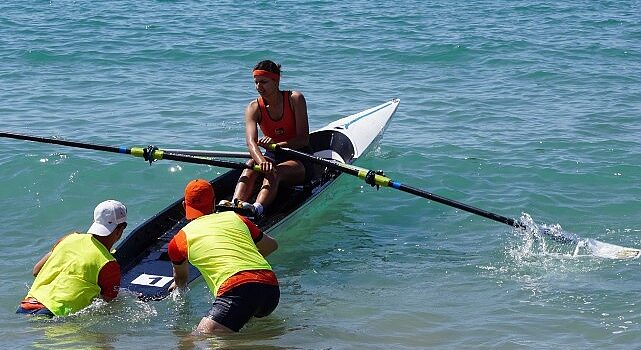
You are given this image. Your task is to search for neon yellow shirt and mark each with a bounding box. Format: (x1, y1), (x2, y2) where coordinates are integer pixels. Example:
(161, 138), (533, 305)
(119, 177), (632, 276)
(27, 233), (115, 316)
(183, 211), (272, 296)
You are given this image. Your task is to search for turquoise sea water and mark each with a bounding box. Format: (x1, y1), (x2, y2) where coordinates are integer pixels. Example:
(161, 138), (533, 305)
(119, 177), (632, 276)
(2, 1), (641, 349)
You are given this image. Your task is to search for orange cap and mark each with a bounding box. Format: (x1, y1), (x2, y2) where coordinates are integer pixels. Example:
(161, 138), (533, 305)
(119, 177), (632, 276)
(184, 179), (215, 220)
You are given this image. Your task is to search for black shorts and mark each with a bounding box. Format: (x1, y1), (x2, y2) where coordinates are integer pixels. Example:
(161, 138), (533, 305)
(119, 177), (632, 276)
(206, 282), (280, 332)
(264, 146), (314, 183)
(16, 305), (54, 317)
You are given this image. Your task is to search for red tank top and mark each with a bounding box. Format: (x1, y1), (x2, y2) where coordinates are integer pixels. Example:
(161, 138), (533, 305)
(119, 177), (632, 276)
(258, 91), (296, 143)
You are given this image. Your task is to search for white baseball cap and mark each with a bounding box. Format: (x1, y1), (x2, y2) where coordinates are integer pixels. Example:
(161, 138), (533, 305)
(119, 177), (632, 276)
(87, 200), (128, 236)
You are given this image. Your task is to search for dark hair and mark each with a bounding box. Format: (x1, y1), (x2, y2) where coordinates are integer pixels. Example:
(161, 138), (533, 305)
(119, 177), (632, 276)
(253, 60), (281, 75)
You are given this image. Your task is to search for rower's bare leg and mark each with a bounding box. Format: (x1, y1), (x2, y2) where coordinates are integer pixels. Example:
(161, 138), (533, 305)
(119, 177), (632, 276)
(233, 163), (260, 202)
(255, 160), (305, 208)
(255, 173), (276, 207)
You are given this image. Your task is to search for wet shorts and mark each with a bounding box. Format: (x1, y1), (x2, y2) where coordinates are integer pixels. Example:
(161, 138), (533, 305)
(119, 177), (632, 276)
(206, 282), (280, 332)
(16, 299), (54, 317)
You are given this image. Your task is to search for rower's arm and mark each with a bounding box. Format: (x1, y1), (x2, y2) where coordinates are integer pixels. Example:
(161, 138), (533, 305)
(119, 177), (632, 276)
(244, 101), (267, 165)
(279, 91), (309, 149)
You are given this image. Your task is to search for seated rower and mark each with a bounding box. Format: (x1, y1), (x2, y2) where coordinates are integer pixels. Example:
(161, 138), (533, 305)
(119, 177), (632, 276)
(221, 60), (311, 216)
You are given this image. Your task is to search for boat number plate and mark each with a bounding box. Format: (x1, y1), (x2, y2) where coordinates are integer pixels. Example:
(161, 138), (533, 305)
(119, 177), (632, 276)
(130, 273), (174, 288)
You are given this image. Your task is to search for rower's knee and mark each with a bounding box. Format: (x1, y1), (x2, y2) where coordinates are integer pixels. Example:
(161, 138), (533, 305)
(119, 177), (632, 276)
(239, 169), (259, 183)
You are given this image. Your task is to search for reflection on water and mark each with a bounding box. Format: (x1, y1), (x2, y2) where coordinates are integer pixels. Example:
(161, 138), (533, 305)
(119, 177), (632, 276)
(31, 318), (117, 350)
(20, 289), (292, 349)
(23, 292), (156, 349)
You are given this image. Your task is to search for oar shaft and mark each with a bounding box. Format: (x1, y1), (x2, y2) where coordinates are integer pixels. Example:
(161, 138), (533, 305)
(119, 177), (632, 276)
(272, 144), (519, 227)
(395, 183), (518, 227)
(0, 131), (258, 171)
(163, 149), (251, 158)
(160, 153), (250, 169)
(1, 131), (128, 154)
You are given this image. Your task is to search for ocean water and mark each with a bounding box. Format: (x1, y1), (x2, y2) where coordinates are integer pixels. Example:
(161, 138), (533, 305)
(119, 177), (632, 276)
(2, 1), (641, 349)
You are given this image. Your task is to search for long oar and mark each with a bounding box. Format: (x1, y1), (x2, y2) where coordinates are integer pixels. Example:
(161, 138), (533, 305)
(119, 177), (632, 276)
(163, 148), (251, 158)
(270, 144), (641, 260)
(0, 131), (259, 171)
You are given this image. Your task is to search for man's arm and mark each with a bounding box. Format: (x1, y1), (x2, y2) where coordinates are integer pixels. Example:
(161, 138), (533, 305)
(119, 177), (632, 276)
(32, 252), (52, 276)
(170, 262), (189, 291)
(238, 214), (278, 257)
(167, 230), (189, 291)
(256, 233), (278, 257)
(98, 261), (121, 301)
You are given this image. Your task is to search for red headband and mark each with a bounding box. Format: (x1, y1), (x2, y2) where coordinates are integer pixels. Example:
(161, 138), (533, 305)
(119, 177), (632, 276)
(253, 69), (280, 83)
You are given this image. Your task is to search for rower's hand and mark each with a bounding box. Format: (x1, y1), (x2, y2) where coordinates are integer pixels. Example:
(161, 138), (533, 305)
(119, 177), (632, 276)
(259, 159), (274, 173)
(256, 137), (275, 172)
(257, 136), (273, 148)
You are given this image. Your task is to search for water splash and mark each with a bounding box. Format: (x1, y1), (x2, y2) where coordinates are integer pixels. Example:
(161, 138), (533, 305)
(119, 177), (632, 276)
(508, 213), (575, 261)
(61, 290), (159, 326)
(168, 286), (190, 305)
(511, 213), (641, 260)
